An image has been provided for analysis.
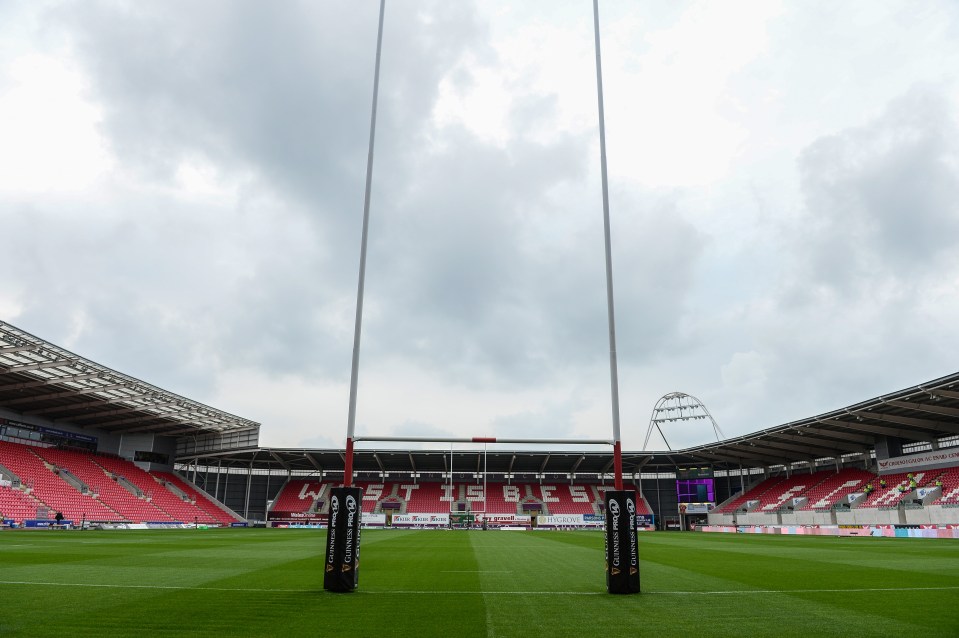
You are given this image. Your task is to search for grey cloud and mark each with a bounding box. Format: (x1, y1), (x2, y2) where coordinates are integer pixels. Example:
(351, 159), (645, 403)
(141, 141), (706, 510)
(796, 86), (959, 292)
(57, 1), (488, 244)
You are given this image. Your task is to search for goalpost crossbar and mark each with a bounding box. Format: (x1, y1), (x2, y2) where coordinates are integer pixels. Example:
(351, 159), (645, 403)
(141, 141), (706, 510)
(352, 436), (614, 445)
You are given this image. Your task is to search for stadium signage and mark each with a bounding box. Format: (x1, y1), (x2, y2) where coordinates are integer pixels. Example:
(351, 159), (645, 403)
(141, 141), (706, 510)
(24, 519), (72, 528)
(362, 513), (386, 526)
(482, 514), (531, 527)
(344, 495), (357, 567)
(878, 448), (959, 474)
(680, 503), (714, 515)
(392, 513), (450, 527)
(536, 514), (604, 527)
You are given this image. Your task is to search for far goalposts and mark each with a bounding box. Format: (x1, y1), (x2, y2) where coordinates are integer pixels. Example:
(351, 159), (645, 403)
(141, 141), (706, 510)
(352, 435), (617, 523)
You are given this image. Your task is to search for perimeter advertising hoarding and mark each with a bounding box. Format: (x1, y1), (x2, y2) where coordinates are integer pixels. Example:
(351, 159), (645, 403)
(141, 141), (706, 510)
(391, 513), (450, 527)
(604, 490), (640, 594)
(323, 486), (363, 592)
(537, 514), (603, 527)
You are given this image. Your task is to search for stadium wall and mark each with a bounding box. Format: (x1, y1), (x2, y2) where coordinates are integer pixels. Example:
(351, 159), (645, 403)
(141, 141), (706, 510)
(710, 506), (958, 527)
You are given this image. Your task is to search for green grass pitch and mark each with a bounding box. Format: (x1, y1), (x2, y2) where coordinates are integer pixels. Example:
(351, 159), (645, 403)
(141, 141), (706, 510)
(1, 528), (957, 637)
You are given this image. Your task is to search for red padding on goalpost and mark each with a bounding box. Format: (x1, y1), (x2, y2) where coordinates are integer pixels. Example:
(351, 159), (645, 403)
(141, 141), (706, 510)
(471, 437), (497, 443)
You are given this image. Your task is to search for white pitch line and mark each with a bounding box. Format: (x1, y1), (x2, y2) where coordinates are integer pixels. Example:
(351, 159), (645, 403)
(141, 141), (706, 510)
(647, 586), (959, 595)
(0, 581), (957, 597)
(0, 581), (310, 593)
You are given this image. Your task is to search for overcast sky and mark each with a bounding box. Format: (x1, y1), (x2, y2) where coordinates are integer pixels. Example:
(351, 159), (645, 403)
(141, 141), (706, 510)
(1, 1), (957, 453)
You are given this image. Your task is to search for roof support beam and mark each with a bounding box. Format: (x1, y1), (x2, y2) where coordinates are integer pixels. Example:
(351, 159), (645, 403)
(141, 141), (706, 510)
(539, 454), (550, 474)
(817, 418), (930, 440)
(0, 372), (105, 390)
(885, 400), (959, 419)
(269, 451), (290, 471)
(857, 411), (959, 435)
(771, 433), (867, 453)
(305, 453), (324, 474)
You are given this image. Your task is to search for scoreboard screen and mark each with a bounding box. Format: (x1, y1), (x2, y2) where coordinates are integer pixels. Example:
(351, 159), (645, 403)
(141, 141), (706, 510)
(676, 478), (715, 503)
(676, 467), (713, 480)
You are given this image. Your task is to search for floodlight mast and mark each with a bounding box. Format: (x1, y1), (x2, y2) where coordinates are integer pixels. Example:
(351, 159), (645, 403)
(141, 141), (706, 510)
(344, 0), (386, 488)
(592, 0), (624, 490)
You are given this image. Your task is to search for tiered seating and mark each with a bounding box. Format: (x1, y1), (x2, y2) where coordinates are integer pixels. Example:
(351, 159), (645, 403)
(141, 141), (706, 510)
(272, 479), (325, 515)
(755, 472), (825, 511)
(353, 482), (396, 513)
(93, 455), (217, 523)
(857, 471), (933, 508)
(715, 475), (788, 513)
(536, 484), (596, 515)
(0, 484), (41, 523)
(934, 466), (959, 505)
(797, 468), (874, 510)
(400, 482), (452, 513)
(477, 483), (522, 515)
(35, 448), (172, 523)
(155, 472), (238, 524)
(0, 441), (119, 522)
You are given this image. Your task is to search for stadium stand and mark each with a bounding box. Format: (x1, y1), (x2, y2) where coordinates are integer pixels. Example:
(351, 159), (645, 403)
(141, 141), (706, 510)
(796, 468), (874, 510)
(856, 471), (932, 508)
(935, 467), (959, 505)
(155, 471), (238, 525)
(714, 475), (785, 513)
(34, 447), (172, 523)
(537, 484), (597, 515)
(0, 440), (119, 522)
(0, 440), (243, 524)
(400, 482), (453, 513)
(353, 482), (391, 513)
(93, 454), (222, 523)
(0, 481), (41, 522)
(272, 479), (326, 515)
(753, 472), (825, 511)
(477, 483), (523, 514)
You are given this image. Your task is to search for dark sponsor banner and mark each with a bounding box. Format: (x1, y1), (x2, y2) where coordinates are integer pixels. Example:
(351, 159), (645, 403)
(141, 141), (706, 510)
(636, 514), (654, 528)
(1, 418), (98, 443)
(24, 519), (73, 528)
(604, 490), (640, 594)
(324, 487), (363, 592)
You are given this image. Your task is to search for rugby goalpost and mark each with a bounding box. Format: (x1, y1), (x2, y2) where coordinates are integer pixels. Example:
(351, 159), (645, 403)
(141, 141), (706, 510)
(324, 0), (640, 595)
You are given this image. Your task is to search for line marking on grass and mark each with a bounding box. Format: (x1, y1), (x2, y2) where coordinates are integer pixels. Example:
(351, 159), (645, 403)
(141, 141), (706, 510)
(647, 586), (959, 596)
(440, 570), (512, 573)
(1, 581), (958, 597)
(0, 581), (311, 593)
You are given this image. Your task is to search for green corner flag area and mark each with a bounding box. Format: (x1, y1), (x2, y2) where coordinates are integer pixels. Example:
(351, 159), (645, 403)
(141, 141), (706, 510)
(1, 529), (957, 637)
